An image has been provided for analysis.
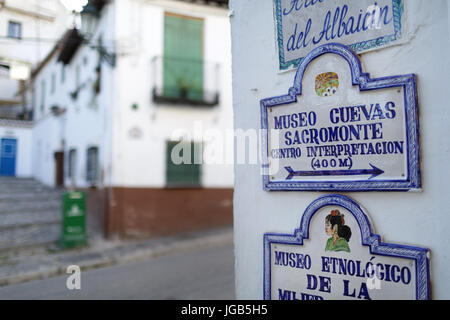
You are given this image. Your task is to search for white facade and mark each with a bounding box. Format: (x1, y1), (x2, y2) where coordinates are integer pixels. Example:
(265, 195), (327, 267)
(112, 0), (233, 188)
(31, 4), (115, 188)
(230, 0), (450, 299)
(0, 0), (69, 105)
(29, 0), (233, 190)
(1, 0), (69, 178)
(0, 119), (32, 177)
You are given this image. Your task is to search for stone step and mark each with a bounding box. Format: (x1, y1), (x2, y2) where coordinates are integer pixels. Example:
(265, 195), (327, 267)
(0, 199), (61, 215)
(0, 189), (58, 198)
(0, 185), (56, 192)
(0, 190), (63, 202)
(0, 224), (60, 252)
(0, 177), (41, 184)
(0, 183), (46, 187)
(0, 211), (61, 230)
(0, 182), (45, 188)
(0, 179), (69, 253)
(0, 177), (54, 186)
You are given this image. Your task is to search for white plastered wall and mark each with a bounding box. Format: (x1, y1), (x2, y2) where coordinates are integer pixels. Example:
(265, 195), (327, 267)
(230, 0), (450, 299)
(112, 0), (234, 188)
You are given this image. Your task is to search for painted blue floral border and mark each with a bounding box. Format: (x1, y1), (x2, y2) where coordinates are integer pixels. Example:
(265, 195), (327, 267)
(260, 43), (421, 191)
(275, 0), (404, 71)
(263, 194), (431, 300)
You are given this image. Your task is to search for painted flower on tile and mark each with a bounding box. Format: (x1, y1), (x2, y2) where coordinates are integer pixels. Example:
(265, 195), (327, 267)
(315, 72), (339, 97)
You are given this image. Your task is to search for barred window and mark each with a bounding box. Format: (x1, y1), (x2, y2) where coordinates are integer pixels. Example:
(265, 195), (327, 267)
(86, 147), (98, 184)
(8, 21), (22, 39)
(68, 149), (77, 179)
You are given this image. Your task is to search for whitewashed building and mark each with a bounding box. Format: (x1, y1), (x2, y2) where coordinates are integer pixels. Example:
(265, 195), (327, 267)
(0, 0), (69, 177)
(29, 0), (233, 238)
(230, 0), (450, 300)
(0, 0), (69, 114)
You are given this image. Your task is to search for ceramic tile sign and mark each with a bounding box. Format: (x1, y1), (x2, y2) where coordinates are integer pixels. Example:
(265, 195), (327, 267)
(274, 0), (405, 71)
(260, 43), (420, 191)
(264, 195), (431, 300)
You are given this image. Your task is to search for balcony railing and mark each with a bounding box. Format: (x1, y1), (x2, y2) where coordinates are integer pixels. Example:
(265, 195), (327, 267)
(0, 103), (34, 120)
(151, 56), (220, 107)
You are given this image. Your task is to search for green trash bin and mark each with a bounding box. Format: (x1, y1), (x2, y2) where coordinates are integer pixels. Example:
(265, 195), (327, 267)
(61, 191), (87, 249)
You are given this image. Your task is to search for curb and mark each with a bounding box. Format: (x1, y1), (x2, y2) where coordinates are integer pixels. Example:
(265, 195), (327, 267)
(0, 229), (233, 288)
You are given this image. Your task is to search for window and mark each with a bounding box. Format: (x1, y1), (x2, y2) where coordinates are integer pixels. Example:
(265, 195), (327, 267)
(75, 65), (80, 88)
(51, 73), (56, 94)
(71, 65), (80, 100)
(94, 37), (102, 95)
(61, 65), (65, 84)
(163, 13), (204, 100)
(166, 141), (201, 187)
(7, 21), (22, 39)
(86, 147), (98, 184)
(40, 80), (46, 112)
(68, 149), (77, 179)
(31, 88), (36, 116)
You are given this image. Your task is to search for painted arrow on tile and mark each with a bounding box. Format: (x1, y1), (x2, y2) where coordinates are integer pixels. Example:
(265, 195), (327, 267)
(285, 164), (384, 180)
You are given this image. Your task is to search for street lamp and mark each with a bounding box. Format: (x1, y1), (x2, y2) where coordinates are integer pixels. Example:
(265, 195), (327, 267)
(80, 4), (98, 38)
(80, 2), (115, 67)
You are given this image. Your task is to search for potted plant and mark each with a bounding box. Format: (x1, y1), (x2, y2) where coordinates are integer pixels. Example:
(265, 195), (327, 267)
(176, 78), (191, 100)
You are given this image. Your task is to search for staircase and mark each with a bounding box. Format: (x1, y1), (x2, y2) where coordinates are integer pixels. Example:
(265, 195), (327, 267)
(0, 177), (64, 253)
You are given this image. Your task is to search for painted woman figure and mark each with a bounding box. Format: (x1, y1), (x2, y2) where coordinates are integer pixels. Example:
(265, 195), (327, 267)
(325, 209), (352, 252)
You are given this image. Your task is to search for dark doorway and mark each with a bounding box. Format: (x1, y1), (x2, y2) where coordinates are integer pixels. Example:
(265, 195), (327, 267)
(54, 151), (64, 187)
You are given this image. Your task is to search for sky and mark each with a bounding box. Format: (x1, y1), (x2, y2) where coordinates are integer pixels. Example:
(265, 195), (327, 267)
(59, 0), (88, 13)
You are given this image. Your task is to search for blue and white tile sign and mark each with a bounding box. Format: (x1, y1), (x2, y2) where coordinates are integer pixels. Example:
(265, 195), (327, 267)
(264, 195), (431, 300)
(274, 0), (405, 71)
(260, 43), (420, 191)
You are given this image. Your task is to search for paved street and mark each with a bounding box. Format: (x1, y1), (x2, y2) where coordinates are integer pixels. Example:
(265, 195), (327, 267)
(0, 243), (235, 300)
